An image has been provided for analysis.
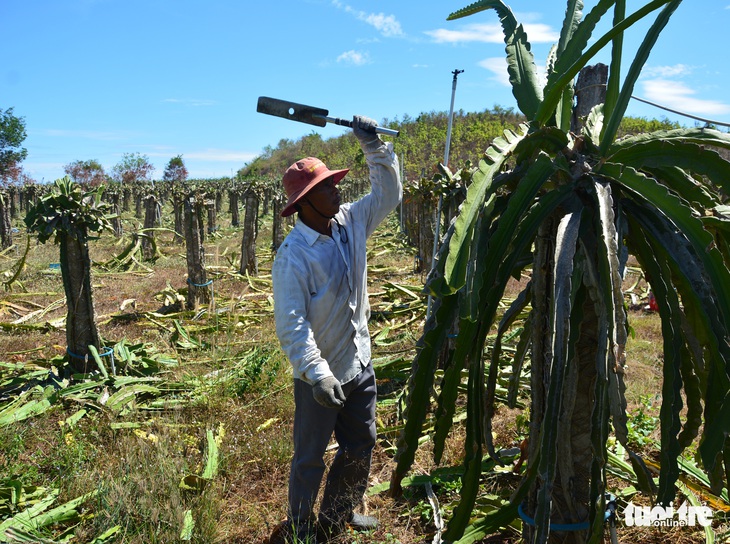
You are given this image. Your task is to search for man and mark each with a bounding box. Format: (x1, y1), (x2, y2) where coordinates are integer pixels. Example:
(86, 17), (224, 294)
(271, 115), (401, 542)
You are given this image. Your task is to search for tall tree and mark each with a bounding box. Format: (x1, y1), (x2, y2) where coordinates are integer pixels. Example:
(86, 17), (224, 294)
(0, 108), (28, 179)
(112, 152), (155, 183)
(112, 152), (155, 191)
(64, 159), (106, 187)
(391, 1), (730, 543)
(0, 110), (28, 247)
(162, 154), (188, 185)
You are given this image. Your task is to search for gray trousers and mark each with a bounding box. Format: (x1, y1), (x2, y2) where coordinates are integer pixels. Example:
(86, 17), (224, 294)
(288, 364), (377, 528)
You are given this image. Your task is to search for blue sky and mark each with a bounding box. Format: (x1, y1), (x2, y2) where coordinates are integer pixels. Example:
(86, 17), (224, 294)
(3, 0), (729, 182)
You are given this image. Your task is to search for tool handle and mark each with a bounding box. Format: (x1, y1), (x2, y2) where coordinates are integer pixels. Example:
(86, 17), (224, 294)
(314, 114), (400, 137)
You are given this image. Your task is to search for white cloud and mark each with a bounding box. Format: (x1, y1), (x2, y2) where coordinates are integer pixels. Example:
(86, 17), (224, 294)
(331, 1), (403, 37)
(426, 23), (503, 44)
(641, 78), (730, 116)
(361, 13), (402, 37)
(337, 50), (371, 66)
(163, 98), (216, 107)
(478, 56), (548, 88)
(426, 22), (558, 44)
(478, 57), (511, 87)
(642, 64), (692, 78)
(521, 24), (559, 43)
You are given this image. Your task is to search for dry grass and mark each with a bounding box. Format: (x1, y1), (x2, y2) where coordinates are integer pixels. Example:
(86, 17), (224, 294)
(0, 201), (723, 544)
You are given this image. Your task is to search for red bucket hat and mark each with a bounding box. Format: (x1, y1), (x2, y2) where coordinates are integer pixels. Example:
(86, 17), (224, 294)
(281, 157), (349, 217)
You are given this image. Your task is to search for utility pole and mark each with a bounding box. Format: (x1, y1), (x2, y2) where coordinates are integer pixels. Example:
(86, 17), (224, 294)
(443, 69), (464, 168)
(427, 69), (463, 319)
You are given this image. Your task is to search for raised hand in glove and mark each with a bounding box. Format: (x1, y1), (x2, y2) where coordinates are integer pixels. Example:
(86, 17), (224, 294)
(312, 376), (346, 409)
(352, 115), (381, 148)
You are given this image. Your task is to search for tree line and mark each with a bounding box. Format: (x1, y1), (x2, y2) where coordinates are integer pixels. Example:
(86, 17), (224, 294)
(0, 104), (688, 378)
(0, 105), (687, 280)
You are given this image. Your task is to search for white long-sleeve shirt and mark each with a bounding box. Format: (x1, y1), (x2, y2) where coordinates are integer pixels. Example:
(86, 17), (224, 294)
(272, 140), (402, 385)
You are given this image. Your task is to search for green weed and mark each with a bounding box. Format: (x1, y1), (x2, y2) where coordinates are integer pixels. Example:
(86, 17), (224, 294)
(626, 394), (660, 450)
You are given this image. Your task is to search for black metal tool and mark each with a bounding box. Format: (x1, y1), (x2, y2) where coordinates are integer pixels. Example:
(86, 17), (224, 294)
(256, 96), (399, 136)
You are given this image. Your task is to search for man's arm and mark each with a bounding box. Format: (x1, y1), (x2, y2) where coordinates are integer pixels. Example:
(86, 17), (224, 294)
(351, 115), (402, 238)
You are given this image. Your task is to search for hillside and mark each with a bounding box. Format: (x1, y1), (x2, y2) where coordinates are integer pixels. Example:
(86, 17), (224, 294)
(238, 108), (683, 183)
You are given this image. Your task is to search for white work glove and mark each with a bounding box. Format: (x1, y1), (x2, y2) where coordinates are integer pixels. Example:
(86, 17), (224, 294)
(312, 376), (346, 408)
(352, 115), (381, 148)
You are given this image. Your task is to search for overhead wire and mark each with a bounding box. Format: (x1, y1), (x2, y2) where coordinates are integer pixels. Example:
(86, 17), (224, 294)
(630, 95), (730, 128)
(576, 82), (730, 128)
